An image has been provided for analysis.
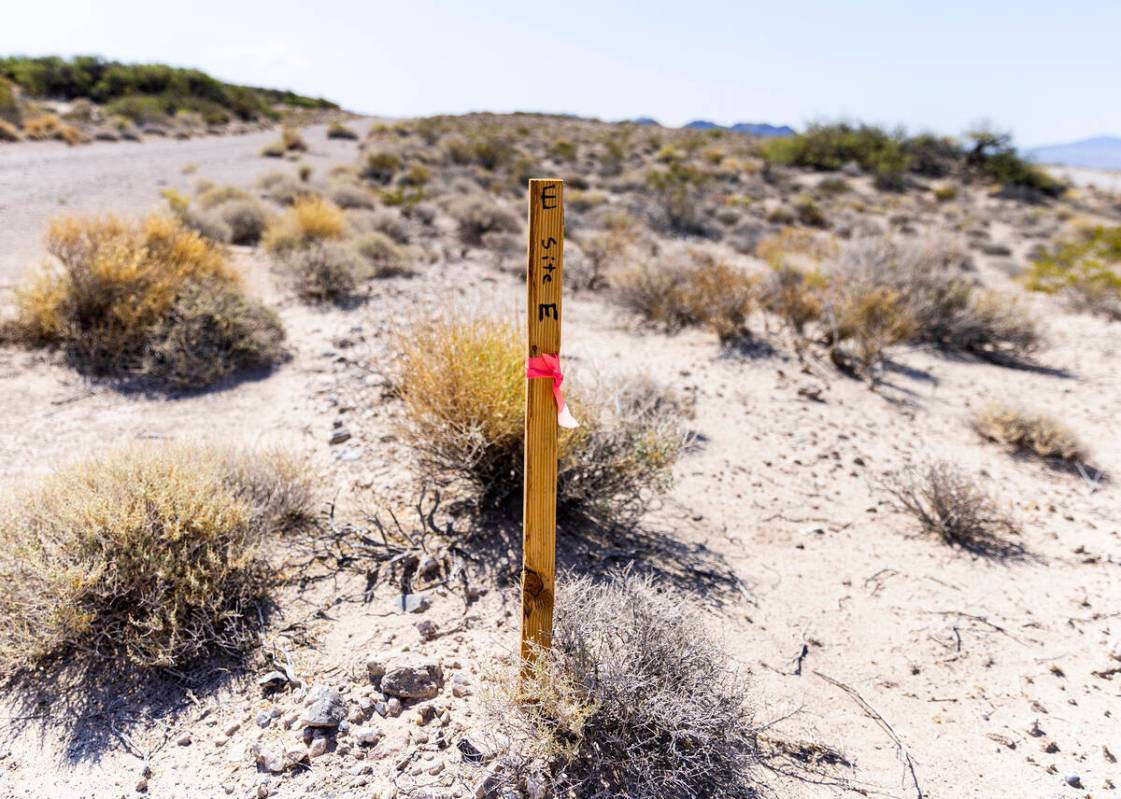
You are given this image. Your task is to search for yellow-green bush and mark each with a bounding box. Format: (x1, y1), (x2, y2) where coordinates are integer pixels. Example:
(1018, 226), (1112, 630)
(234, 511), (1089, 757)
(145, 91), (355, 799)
(263, 196), (347, 254)
(22, 113), (82, 145)
(1023, 225), (1121, 318)
(8, 215), (285, 387)
(396, 317), (686, 520)
(0, 445), (314, 672)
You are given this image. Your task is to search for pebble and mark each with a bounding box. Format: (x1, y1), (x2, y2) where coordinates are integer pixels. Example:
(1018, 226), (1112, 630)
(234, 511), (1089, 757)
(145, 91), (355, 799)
(255, 711), (271, 728)
(222, 720), (241, 737)
(175, 732), (191, 746)
(381, 655), (444, 700)
(1065, 775), (1083, 789)
(308, 736), (329, 759)
(301, 684), (348, 728)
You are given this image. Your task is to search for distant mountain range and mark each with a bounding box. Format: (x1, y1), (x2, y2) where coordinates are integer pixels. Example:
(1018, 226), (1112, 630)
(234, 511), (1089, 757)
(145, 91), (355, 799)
(628, 117), (794, 137)
(1027, 136), (1121, 170)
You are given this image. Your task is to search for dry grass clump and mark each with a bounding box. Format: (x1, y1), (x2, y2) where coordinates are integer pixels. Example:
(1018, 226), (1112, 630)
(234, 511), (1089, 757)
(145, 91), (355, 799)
(329, 182), (377, 210)
(22, 113), (83, 145)
(0, 118), (21, 142)
(973, 402), (1087, 465)
(883, 461), (1022, 557)
(262, 125), (307, 157)
(326, 120), (358, 140)
(485, 572), (758, 799)
(0, 444), (315, 673)
(354, 231), (411, 277)
(826, 237), (1040, 368)
(257, 170), (313, 205)
(7, 215), (286, 388)
(263, 196), (347, 253)
(611, 247), (758, 343)
(448, 194), (520, 246)
(395, 317), (686, 520)
(264, 197), (364, 303)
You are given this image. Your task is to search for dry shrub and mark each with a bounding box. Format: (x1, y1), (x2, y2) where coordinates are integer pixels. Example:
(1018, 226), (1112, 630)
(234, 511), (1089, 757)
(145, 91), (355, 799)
(281, 126), (307, 152)
(329, 183), (377, 210)
(825, 283), (915, 379)
(611, 247), (757, 342)
(448, 194), (520, 246)
(8, 215), (286, 387)
(327, 120), (358, 140)
(884, 461), (1022, 557)
(218, 199), (270, 246)
(827, 237), (1040, 365)
(22, 113), (83, 145)
(196, 184), (252, 210)
(354, 231), (411, 276)
(263, 196), (347, 254)
(0, 444), (315, 673)
(0, 119), (21, 142)
(395, 317), (686, 520)
(485, 572), (758, 799)
(1024, 225), (1121, 319)
(280, 242), (365, 303)
(257, 171), (312, 205)
(973, 402), (1087, 464)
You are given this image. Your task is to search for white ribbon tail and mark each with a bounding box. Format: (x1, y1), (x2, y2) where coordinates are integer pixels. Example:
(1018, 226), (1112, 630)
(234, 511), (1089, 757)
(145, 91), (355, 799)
(557, 402), (579, 429)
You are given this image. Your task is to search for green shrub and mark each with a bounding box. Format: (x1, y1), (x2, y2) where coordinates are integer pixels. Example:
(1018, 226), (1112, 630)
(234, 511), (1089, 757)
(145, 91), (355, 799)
(646, 162), (710, 233)
(0, 444), (313, 672)
(360, 151), (400, 183)
(965, 128), (1064, 198)
(449, 194), (520, 246)
(1023, 225), (1121, 318)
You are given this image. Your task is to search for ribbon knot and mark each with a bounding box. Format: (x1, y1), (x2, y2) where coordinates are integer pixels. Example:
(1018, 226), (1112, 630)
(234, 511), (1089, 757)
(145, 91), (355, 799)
(526, 353), (579, 429)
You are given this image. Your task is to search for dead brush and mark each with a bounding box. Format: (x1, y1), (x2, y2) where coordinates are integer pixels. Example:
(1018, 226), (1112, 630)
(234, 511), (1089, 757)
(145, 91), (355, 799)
(0, 444), (315, 673)
(394, 317), (688, 521)
(830, 236), (1041, 364)
(6, 214), (286, 388)
(481, 572), (759, 799)
(973, 401), (1089, 467)
(883, 461), (1023, 557)
(611, 246), (758, 343)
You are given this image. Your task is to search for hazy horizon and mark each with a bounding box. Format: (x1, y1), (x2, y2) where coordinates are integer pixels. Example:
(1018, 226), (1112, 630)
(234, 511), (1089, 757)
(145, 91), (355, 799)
(4, 0), (1119, 148)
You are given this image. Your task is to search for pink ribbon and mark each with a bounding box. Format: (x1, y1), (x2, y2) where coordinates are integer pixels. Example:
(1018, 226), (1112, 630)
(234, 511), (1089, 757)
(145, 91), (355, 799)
(526, 354), (579, 428)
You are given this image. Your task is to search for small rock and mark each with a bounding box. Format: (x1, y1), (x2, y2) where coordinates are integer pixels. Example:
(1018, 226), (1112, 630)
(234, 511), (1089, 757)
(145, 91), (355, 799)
(222, 720), (241, 737)
(256, 710), (272, 729)
(135, 777), (148, 793)
(253, 743), (285, 774)
(175, 732), (192, 747)
(281, 709), (301, 729)
(387, 697), (402, 717)
(398, 593), (431, 614)
(354, 725), (382, 746)
(308, 736), (329, 759)
(1065, 775), (1083, 789)
(257, 784), (270, 799)
(382, 656), (444, 700)
(416, 620), (439, 641)
(301, 685), (348, 728)
(283, 744), (308, 768)
(329, 429), (352, 445)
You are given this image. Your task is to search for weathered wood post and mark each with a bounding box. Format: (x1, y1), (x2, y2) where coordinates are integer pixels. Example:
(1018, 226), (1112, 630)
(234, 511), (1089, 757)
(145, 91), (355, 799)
(520, 178), (565, 665)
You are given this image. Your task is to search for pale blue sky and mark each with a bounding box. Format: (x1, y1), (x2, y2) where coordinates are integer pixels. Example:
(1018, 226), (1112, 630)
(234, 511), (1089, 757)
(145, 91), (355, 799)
(4, 0), (1117, 147)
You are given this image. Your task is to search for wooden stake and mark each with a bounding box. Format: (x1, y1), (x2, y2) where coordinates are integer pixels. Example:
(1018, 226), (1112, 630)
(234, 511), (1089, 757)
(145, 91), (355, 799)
(520, 178), (564, 664)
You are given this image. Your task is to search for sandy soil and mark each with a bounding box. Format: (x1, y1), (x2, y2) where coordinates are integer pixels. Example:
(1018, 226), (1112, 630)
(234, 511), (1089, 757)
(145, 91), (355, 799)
(0, 128), (1119, 799)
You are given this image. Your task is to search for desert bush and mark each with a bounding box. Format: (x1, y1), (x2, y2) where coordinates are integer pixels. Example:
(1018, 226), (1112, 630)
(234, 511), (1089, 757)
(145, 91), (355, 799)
(0, 76), (18, 124)
(1023, 225), (1121, 318)
(829, 237), (1040, 363)
(217, 199), (270, 246)
(646, 162), (710, 233)
(761, 123), (909, 189)
(349, 206), (410, 244)
(22, 113), (83, 145)
(760, 263), (825, 339)
(973, 402), (1087, 465)
(933, 184), (958, 202)
(360, 151), (400, 183)
(794, 195), (828, 228)
(0, 444), (314, 672)
(485, 572), (757, 799)
(824, 283), (915, 378)
(256, 170), (311, 205)
(395, 317), (686, 518)
(883, 461), (1021, 557)
(449, 194), (520, 246)
(354, 231), (409, 276)
(8, 214), (286, 387)
(280, 126), (307, 152)
(611, 247), (758, 342)
(279, 243), (365, 303)
(902, 133), (962, 178)
(329, 183), (377, 209)
(0, 118), (21, 141)
(965, 128), (1064, 198)
(263, 196), (347, 254)
(260, 140), (286, 158)
(145, 281), (287, 387)
(326, 119), (358, 139)
(196, 184), (253, 211)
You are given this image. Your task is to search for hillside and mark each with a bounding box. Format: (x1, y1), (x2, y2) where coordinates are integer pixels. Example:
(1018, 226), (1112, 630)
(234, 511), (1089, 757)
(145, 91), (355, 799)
(1028, 135), (1121, 170)
(0, 55), (338, 144)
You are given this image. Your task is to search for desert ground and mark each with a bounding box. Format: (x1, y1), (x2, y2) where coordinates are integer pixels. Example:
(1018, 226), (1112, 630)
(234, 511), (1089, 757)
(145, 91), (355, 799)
(1, 115), (1119, 799)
